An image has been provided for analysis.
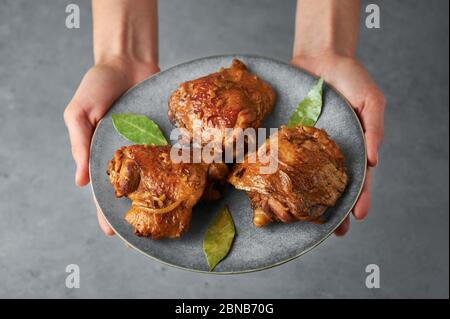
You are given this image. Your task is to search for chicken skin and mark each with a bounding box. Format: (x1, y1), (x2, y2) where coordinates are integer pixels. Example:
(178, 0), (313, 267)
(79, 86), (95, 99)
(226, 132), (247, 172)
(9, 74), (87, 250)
(168, 59), (276, 147)
(228, 126), (348, 227)
(107, 145), (208, 239)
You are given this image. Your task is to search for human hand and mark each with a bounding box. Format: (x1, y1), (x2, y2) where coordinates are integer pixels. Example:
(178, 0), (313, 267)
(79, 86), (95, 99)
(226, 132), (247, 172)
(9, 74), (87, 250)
(64, 57), (159, 235)
(291, 53), (386, 236)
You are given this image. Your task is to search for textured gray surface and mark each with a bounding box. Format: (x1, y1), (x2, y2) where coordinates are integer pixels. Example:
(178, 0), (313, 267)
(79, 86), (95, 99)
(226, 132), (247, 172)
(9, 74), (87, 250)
(90, 55), (366, 273)
(0, 0), (448, 297)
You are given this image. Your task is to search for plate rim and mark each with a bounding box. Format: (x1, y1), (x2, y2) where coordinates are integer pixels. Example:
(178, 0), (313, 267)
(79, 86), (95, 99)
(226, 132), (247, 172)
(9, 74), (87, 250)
(89, 54), (367, 275)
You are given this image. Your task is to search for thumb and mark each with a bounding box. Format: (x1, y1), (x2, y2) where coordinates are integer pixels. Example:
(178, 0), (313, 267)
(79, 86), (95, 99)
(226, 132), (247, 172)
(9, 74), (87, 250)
(64, 104), (93, 186)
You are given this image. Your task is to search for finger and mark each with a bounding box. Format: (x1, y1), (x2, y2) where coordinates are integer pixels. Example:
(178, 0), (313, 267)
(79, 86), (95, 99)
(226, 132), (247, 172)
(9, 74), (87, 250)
(97, 210), (115, 236)
(360, 90), (385, 167)
(335, 216), (350, 236)
(93, 196), (115, 236)
(64, 104), (93, 186)
(353, 168), (372, 220)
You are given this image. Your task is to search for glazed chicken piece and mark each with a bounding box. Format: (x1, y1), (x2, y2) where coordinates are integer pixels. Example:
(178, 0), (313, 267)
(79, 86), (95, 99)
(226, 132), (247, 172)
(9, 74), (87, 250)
(107, 145), (208, 239)
(228, 126), (349, 227)
(168, 59), (276, 148)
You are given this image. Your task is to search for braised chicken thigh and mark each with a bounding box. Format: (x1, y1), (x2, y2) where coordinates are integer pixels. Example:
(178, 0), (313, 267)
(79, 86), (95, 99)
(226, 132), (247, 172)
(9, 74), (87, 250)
(107, 145), (208, 239)
(168, 59), (276, 147)
(228, 126), (348, 227)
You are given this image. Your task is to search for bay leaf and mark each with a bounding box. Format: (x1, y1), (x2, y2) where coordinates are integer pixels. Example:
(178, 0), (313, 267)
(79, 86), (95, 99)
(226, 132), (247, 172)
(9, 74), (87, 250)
(112, 113), (168, 145)
(203, 206), (236, 271)
(287, 77), (324, 128)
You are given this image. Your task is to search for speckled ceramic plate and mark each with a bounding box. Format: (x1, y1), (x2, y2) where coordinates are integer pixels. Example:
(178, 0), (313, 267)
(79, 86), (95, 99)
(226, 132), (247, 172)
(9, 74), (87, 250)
(90, 55), (366, 274)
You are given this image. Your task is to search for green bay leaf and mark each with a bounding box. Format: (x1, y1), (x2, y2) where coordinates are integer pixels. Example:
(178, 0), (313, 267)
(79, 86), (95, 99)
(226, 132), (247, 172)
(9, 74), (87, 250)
(287, 77), (324, 128)
(203, 206), (236, 271)
(112, 113), (168, 145)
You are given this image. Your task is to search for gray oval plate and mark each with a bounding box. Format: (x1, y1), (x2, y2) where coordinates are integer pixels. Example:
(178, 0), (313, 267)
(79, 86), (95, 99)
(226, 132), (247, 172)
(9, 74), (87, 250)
(90, 55), (366, 274)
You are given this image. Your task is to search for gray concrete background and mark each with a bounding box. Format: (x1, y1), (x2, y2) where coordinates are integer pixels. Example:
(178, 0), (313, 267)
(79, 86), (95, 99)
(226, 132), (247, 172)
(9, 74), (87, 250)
(0, 0), (448, 298)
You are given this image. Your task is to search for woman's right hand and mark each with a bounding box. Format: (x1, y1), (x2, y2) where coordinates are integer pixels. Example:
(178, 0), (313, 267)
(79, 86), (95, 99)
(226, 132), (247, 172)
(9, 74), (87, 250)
(64, 56), (160, 235)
